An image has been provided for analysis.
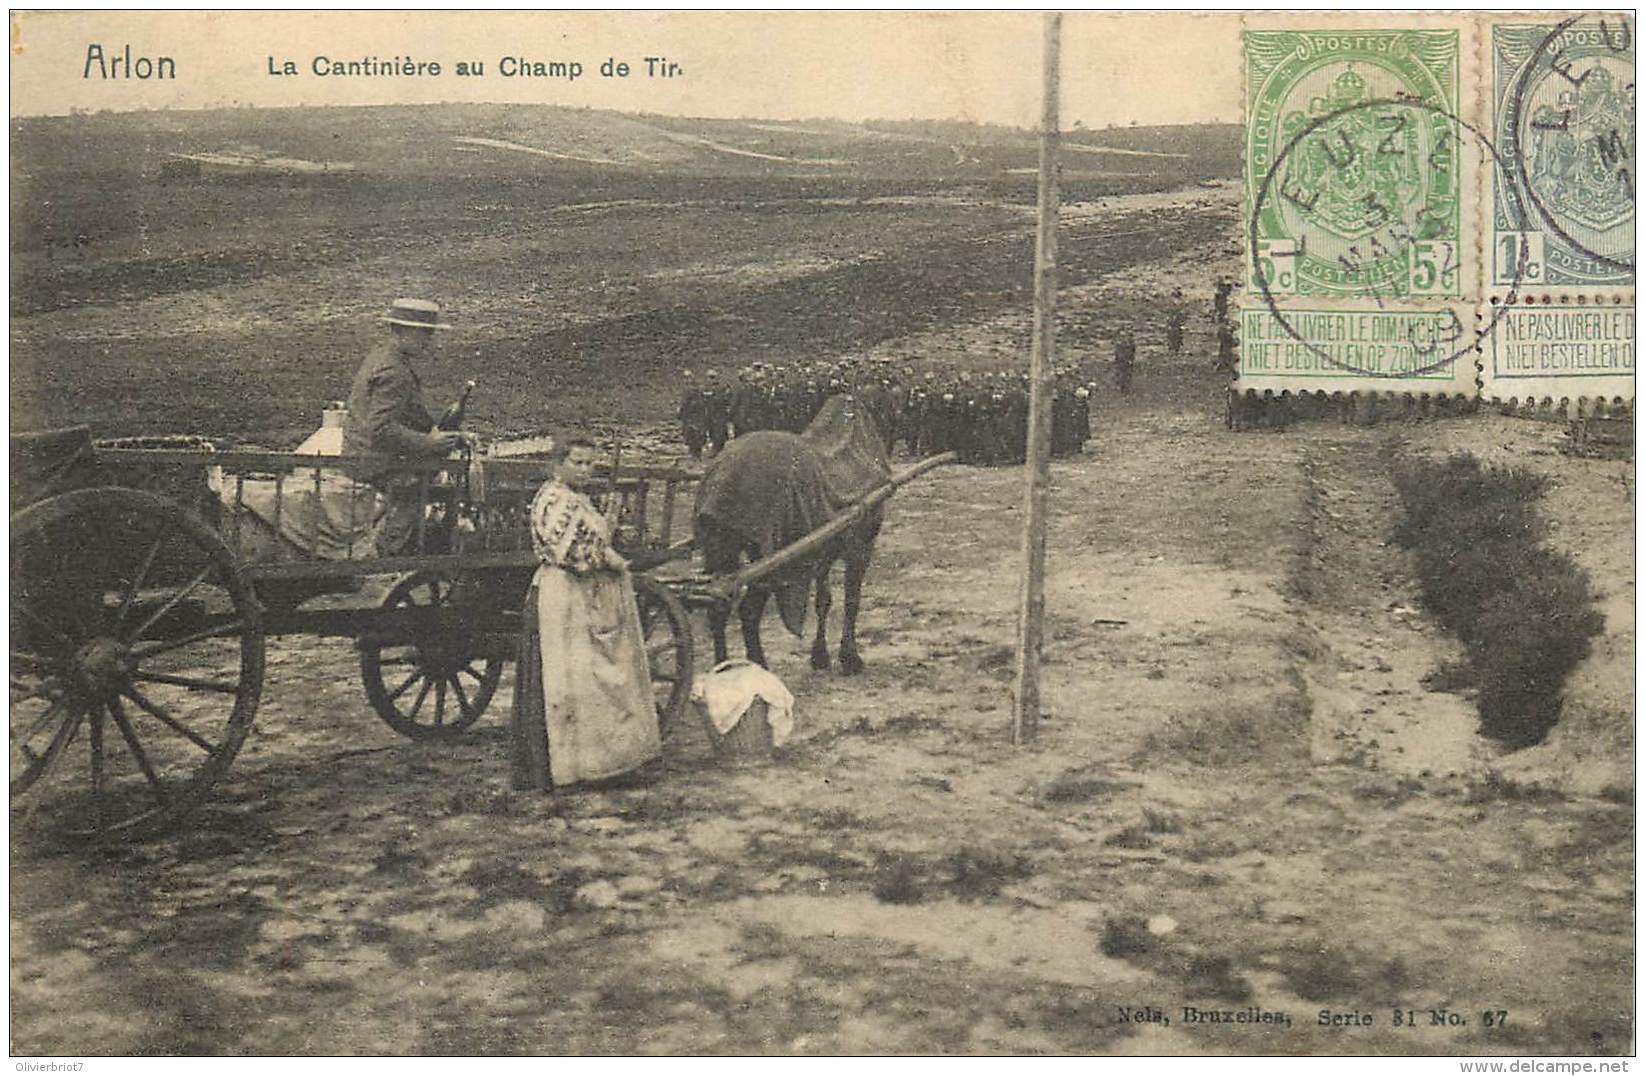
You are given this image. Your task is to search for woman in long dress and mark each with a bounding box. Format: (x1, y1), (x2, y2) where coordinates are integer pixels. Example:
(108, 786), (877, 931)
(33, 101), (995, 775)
(510, 439), (661, 790)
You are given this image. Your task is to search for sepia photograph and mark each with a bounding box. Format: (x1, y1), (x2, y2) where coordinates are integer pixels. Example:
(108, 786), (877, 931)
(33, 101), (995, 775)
(7, 9), (1636, 1058)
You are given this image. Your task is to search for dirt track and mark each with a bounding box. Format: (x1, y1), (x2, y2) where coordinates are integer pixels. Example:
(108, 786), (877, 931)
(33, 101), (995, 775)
(9, 179), (1635, 1056)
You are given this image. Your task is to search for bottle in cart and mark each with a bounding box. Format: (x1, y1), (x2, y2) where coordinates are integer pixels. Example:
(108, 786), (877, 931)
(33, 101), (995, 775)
(438, 379), (477, 430)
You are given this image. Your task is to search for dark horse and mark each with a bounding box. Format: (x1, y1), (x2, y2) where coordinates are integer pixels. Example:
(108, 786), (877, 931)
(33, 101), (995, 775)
(693, 391), (894, 674)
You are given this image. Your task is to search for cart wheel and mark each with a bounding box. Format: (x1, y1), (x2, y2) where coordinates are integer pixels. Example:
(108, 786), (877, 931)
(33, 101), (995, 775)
(10, 487), (264, 840)
(359, 570), (502, 741)
(632, 574), (694, 735)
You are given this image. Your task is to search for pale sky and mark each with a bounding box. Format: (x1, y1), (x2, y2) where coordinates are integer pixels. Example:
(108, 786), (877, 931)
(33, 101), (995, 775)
(10, 11), (1242, 128)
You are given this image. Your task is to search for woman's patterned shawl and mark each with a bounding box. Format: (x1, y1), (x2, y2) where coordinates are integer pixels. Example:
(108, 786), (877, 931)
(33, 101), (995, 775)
(528, 478), (612, 574)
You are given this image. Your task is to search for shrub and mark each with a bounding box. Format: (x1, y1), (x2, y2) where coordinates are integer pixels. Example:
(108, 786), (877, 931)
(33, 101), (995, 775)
(1391, 453), (1602, 748)
(947, 846), (1033, 900)
(872, 853), (924, 904)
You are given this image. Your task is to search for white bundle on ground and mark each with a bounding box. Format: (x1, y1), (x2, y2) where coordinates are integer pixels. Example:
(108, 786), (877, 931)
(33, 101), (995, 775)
(689, 660), (795, 747)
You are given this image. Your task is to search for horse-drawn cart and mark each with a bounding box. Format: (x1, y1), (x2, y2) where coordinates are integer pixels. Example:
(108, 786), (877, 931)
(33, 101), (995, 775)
(10, 424), (954, 841)
(9, 428), (702, 840)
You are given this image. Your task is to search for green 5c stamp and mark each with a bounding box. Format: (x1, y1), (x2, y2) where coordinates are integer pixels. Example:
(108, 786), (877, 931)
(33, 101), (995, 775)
(1246, 29), (1463, 299)
(1492, 18), (1635, 288)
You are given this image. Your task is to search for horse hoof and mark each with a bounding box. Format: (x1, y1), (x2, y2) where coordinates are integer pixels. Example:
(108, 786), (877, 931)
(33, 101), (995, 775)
(839, 654), (865, 676)
(811, 650), (832, 671)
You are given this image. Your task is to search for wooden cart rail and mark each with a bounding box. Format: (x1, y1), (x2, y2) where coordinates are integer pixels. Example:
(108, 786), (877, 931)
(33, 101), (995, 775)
(95, 447), (705, 563)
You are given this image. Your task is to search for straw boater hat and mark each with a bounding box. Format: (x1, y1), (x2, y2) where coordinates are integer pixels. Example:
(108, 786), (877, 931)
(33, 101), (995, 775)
(380, 298), (452, 330)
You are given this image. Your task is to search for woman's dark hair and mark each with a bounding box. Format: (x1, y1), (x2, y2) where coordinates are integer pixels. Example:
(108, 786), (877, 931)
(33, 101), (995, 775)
(547, 434), (598, 461)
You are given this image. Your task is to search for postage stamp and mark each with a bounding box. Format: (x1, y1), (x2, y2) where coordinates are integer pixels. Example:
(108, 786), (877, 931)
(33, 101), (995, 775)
(1245, 28), (1465, 301)
(1489, 17), (1636, 291)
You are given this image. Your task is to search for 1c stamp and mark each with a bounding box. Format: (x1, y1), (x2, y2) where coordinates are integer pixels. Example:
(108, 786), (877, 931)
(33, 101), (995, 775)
(1492, 17), (1635, 290)
(1246, 29), (1464, 300)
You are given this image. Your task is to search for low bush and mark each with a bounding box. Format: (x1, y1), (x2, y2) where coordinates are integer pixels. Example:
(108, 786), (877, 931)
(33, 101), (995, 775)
(1391, 453), (1602, 747)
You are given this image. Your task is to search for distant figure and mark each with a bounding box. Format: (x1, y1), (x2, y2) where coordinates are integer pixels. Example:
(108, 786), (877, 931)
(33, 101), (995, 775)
(1166, 290), (1186, 353)
(1216, 322), (1237, 376)
(1114, 334), (1136, 396)
(1213, 278), (1235, 325)
(702, 368), (730, 454)
(678, 370), (708, 459)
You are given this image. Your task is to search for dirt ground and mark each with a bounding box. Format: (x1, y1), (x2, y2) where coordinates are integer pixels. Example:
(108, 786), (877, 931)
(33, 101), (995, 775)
(9, 180), (1635, 1056)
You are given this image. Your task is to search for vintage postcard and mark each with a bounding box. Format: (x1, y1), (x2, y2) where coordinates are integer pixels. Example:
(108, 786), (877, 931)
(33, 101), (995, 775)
(8, 9), (1635, 1061)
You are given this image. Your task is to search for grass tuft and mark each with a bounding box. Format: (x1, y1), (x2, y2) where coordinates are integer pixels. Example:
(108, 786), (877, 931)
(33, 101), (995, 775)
(946, 846), (1034, 901)
(871, 854), (924, 905)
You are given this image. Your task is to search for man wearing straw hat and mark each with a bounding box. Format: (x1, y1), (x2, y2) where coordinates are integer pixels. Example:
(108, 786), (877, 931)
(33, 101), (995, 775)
(343, 298), (466, 553)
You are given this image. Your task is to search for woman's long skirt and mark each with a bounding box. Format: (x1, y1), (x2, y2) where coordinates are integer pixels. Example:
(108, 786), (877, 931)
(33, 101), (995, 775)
(510, 565), (661, 789)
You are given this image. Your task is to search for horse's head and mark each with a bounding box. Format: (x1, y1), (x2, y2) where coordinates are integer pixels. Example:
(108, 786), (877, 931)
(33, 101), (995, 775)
(834, 386), (897, 454)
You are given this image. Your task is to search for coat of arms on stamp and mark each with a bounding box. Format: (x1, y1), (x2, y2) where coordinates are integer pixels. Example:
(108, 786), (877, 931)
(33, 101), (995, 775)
(1492, 19), (1635, 289)
(1246, 29), (1462, 300)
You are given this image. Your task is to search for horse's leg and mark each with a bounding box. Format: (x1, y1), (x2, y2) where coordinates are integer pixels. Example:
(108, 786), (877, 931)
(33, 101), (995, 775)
(739, 586), (771, 668)
(700, 527), (739, 665)
(810, 561), (833, 670)
(838, 543), (872, 676)
(708, 600), (731, 665)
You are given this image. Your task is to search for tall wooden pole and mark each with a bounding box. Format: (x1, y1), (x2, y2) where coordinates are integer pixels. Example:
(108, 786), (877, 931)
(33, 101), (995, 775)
(1013, 11), (1061, 746)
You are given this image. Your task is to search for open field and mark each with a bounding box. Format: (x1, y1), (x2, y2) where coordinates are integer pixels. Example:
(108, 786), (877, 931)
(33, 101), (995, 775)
(11, 106), (1236, 442)
(9, 106), (1633, 1056)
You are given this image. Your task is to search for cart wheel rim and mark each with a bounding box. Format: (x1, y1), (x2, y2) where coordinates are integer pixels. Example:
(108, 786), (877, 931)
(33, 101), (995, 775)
(10, 487), (264, 841)
(359, 570), (500, 740)
(632, 574), (694, 738)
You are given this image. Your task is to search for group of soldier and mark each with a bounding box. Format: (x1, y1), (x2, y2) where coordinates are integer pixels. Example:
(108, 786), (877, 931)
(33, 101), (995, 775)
(678, 359), (1096, 466)
(900, 367), (1095, 464)
(678, 277), (1244, 464)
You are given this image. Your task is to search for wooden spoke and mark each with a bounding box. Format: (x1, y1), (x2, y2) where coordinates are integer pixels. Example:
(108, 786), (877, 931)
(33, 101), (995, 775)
(359, 570), (494, 741)
(115, 524), (171, 629)
(55, 593), (97, 641)
(130, 619), (245, 660)
(128, 564), (215, 642)
(385, 669), (424, 703)
(133, 670), (239, 694)
(90, 707), (107, 834)
(107, 697), (170, 807)
(407, 677), (434, 718)
(16, 697), (69, 744)
(123, 685), (218, 754)
(447, 675), (474, 720)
